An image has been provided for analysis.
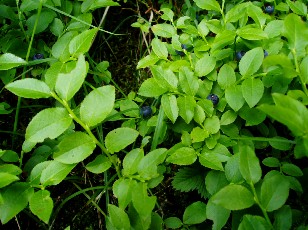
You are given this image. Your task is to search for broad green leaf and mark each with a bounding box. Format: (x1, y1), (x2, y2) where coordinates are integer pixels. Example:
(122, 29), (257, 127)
(237, 27), (268, 40)
(239, 144), (262, 184)
(274, 205), (292, 230)
(108, 204), (130, 230)
(211, 30), (236, 52)
(80, 85), (115, 127)
(193, 104), (206, 125)
(50, 18), (64, 37)
(151, 38), (168, 59)
(220, 110), (237, 126)
(262, 157), (280, 167)
(225, 2), (250, 23)
(241, 78), (264, 108)
(151, 23), (176, 38)
(120, 99), (139, 117)
(0, 53), (27, 70)
(26, 9), (56, 34)
(0, 182), (34, 224)
(281, 163), (303, 177)
(88, 0), (120, 11)
(53, 132), (96, 164)
(0, 150), (19, 162)
(286, 0), (307, 16)
(85, 154), (112, 174)
(136, 52), (159, 69)
(199, 151), (224, 171)
(206, 199), (230, 230)
(161, 8), (174, 22)
(113, 178), (137, 209)
(179, 67), (199, 96)
(138, 78), (168, 97)
(195, 55), (216, 77)
(238, 215), (269, 230)
(239, 47), (264, 76)
(5, 78), (51, 99)
(0, 164), (22, 175)
(247, 4), (267, 27)
(166, 147), (197, 165)
(191, 127), (209, 143)
(105, 128), (139, 153)
(211, 184), (255, 210)
(260, 172), (289, 212)
(265, 20), (284, 38)
(204, 116), (220, 134)
(40, 161), (77, 186)
(225, 153), (245, 183)
(132, 183), (156, 218)
(283, 14), (308, 58)
(52, 31), (77, 62)
(225, 85), (245, 111)
(29, 190), (53, 224)
(122, 148), (144, 176)
(55, 54), (87, 101)
(0, 173), (19, 188)
(193, 0), (221, 11)
(161, 94), (178, 123)
(183, 201), (207, 225)
(177, 96), (196, 124)
(164, 217), (182, 229)
(239, 106), (266, 126)
(25, 108), (72, 143)
(151, 65), (178, 90)
(217, 64), (236, 89)
(205, 171), (229, 195)
(300, 56), (308, 84)
(28, 161), (51, 185)
(69, 28), (98, 57)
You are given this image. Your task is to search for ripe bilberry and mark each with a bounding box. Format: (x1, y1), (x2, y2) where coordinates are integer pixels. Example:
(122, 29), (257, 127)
(236, 51), (246, 60)
(33, 53), (44, 60)
(140, 106), (152, 118)
(207, 94), (219, 106)
(265, 5), (274, 14)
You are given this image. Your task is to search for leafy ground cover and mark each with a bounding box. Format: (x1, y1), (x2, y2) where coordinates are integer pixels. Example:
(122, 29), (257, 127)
(1, 0), (308, 229)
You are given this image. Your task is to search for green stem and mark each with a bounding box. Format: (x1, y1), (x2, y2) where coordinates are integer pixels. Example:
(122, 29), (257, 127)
(51, 92), (122, 178)
(16, 0), (29, 43)
(249, 182), (273, 228)
(230, 136), (296, 144)
(291, 49), (308, 96)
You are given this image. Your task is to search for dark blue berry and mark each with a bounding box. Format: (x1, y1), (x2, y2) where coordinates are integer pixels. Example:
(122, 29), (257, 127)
(207, 94), (219, 106)
(33, 53), (44, 60)
(175, 50), (185, 56)
(264, 50), (268, 57)
(236, 51), (246, 60)
(181, 44), (188, 50)
(140, 106), (152, 118)
(265, 5), (274, 14)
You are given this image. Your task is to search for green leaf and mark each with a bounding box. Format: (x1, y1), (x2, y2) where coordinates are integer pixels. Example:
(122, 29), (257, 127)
(274, 205), (292, 230)
(29, 190), (53, 224)
(136, 52), (159, 69)
(52, 31), (77, 62)
(179, 67), (199, 96)
(237, 27), (268, 40)
(151, 23), (176, 38)
(0, 150), (19, 162)
(26, 9), (56, 34)
(69, 28), (98, 57)
(210, 184), (255, 210)
(281, 163), (303, 177)
(5, 78), (51, 99)
(211, 30), (236, 52)
(122, 148), (144, 176)
(204, 115), (220, 134)
(50, 18), (64, 37)
(151, 65), (178, 91)
(55, 54), (87, 101)
(225, 153), (245, 183)
(151, 38), (168, 59)
(85, 154), (112, 174)
(161, 94), (178, 123)
(183, 201), (207, 225)
(161, 8), (174, 22)
(164, 217), (182, 229)
(239, 144), (262, 184)
(206, 200), (230, 230)
(241, 78), (264, 108)
(0, 182), (34, 224)
(282, 14), (308, 58)
(220, 110), (237, 126)
(262, 157), (280, 167)
(286, 0), (307, 16)
(225, 85), (245, 111)
(40, 161), (77, 186)
(239, 47), (264, 76)
(217, 64), (236, 89)
(105, 128), (139, 153)
(53, 132), (96, 164)
(132, 183), (156, 218)
(238, 215), (270, 230)
(25, 108), (73, 143)
(0, 53), (27, 70)
(193, 0), (221, 11)
(193, 104), (206, 125)
(260, 172), (289, 212)
(108, 204), (130, 230)
(300, 56), (308, 84)
(80, 85), (115, 127)
(177, 96), (196, 124)
(199, 151), (224, 171)
(138, 78), (168, 97)
(191, 127), (209, 143)
(0, 173), (19, 188)
(113, 178), (137, 209)
(195, 55), (216, 77)
(166, 147), (197, 165)
(205, 171), (229, 195)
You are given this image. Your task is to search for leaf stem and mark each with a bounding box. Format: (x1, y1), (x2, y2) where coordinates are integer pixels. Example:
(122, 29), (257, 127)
(230, 136), (296, 144)
(291, 49), (308, 96)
